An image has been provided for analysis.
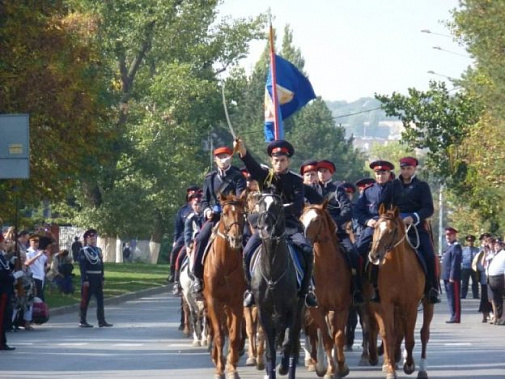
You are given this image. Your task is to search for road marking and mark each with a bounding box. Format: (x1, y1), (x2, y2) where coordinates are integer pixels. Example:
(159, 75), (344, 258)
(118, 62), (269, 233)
(58, 343), (88, 346)
(444, 342), (472, 346)
(113, 343), (144, 347)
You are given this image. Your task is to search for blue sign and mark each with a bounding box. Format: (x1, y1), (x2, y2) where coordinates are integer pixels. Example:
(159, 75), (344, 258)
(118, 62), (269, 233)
(0, 114), (30, 179)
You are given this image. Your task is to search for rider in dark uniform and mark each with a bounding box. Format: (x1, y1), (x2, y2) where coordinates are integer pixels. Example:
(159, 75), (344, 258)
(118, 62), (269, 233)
(78, 229), (112, 328)
(379, 156), (441, 304)
(300, 160), (323, 204)
(192, 146), (247, 294)
(168, 186), (200, 282)
(354, 160), (395, 302)
(235, 139), (318, 309)
(172, 192), (204, 296)
(0, 233), (16, 350)
(317, 159), (364, 305)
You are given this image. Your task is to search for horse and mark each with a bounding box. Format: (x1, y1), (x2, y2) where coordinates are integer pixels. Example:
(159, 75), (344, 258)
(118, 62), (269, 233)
(202, 192), (247, 379)
(367, 205), (434, 379)
(243, 306), (265, 370)
(180, 261), (208, 347)
(252, 192), (304, 379)
(300, 201), (352, 379)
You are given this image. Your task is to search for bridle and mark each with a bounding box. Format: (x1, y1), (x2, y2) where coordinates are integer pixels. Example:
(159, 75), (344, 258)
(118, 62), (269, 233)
(371, 214), (406, 261)
(301, 206), (330, 244)
(216, 200), (245, 245)
(257, 194), (285, 241)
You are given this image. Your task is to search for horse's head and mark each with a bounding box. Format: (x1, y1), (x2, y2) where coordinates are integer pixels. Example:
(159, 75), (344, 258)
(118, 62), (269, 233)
(300, 199), (333, 242)
(218, 191), (247, 249)
(257, 192), (285, 240)
(369, 205), (404, 265)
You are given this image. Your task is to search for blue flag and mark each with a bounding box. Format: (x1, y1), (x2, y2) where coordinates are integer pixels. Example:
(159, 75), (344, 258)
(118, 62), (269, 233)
(264, 54), (316, 142)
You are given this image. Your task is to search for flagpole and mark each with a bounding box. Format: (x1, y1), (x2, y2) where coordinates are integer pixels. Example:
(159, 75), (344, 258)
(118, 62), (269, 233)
(269, 22), (280, 141)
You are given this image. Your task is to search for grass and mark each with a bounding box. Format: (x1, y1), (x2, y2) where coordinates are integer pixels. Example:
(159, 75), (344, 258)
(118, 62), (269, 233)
(45, 263), (170, 309)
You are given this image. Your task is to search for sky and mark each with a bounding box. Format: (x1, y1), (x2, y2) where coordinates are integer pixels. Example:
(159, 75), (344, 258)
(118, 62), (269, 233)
(217, 0), (472, 102)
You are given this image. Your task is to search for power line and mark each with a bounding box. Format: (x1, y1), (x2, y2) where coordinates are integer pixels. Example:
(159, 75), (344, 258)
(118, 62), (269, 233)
(333, 107), (382, 119)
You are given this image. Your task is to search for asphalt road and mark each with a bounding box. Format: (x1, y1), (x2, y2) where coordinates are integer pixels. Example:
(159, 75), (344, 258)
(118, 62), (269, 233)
(1, 287), (504, 378)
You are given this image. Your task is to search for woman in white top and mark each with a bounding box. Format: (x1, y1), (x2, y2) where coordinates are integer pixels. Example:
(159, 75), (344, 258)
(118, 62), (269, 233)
(487, 239), (505, 325)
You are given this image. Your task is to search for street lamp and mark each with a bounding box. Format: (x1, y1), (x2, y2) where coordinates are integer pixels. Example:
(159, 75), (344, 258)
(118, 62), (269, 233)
(432, 46), (470, 58)
(421, 29), (452, 38)
(427, 70), (455, 80)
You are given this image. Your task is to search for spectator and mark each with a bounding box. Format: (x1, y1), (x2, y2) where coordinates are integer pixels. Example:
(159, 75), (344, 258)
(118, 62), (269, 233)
(122, 242), (131, 263)
(441, 227), (462, 324)
(0, 233), (16, 350)
(473, 244), (493, 323)
(461, 234), (480, 299)
(46, 250), (74, 295)
(25, 234), (48, 302)
(71, 237), (82, 263)
(487, 239), (505, 326)
(78, 229), (112, 328)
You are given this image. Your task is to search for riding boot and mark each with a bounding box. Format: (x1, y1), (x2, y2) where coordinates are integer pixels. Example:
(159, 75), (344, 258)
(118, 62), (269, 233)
(172, 270), (182, 296)
(428, 281), (441, 304)
(300, 245), (318, 308)
(370, 265), (380, 303)
(352, 271), (365, 306)
(192, 278), (203, 294)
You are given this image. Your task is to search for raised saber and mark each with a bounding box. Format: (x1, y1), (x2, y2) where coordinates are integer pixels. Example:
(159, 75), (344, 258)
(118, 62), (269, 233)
(221, 81), (237, 140)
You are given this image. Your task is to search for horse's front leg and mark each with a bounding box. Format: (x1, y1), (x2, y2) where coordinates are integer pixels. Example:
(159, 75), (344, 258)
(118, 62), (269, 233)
(418, 300), (434, 379)
(259, 310), (277, 379)
(402, 304), (418, 375)
(332, 307), (350, 378)
(244, 307), (257, 366)
(309, 307), (336, 377)
(376, 305), (397, 379)
(225, 305), (244, 377)
(207, 299), (225, 378)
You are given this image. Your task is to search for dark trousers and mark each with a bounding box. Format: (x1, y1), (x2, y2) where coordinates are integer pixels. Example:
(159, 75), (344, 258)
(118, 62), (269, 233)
(488, 275), (504, 320)
(169, 236), (185, 276)
(461, 268), (479, 298)
(80, 275), (105, 323)
(34, 278), (45, 302)
(0, 293), (9, 347)
(346, 307), (359, 347)
(356, 226), (373, 259)
(444, 280), (461, 322)
(192, 220), (216, 280)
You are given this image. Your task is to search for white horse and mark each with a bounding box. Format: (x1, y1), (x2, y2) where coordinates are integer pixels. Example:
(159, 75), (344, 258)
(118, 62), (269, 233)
(180, 261), (208, 347)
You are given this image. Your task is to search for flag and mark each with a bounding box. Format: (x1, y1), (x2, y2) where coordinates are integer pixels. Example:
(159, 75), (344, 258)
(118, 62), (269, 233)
(264, 54), (316, 141)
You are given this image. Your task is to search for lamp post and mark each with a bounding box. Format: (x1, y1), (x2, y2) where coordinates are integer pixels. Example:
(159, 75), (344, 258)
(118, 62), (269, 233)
(427, 70), (455, 80)
(432, 46), (470, 58)
(421, 29), (452, 38)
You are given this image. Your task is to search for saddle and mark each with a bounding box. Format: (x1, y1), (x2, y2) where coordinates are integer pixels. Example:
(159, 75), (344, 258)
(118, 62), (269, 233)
(249, 241), (304, 289)
(200, 221), (221, 265)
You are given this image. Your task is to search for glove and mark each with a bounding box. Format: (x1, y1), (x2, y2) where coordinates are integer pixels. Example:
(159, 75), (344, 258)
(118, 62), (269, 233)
(13, 271), (24, 280)
(10, 256), (18, 265)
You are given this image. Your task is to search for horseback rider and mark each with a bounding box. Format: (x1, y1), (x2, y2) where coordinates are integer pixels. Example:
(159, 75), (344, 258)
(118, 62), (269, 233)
(300, 160), (323, 204)
(354, 160), (396, 302)
(168, 185), (201, 283)
(317, 159), (364, 305)
(234, 138), (318, 309)
(191, 146), (247, 295)
(172, 192), (204, 296)
(379, 156), (441, 304)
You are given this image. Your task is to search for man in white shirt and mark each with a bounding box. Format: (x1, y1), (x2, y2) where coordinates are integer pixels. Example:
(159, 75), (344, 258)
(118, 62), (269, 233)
(25, 234), (48, 302)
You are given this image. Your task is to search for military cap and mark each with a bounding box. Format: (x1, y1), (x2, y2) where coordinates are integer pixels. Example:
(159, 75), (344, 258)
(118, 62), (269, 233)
(267, 140), (295, 157)
(399, 156), (419, 167)
(83, 228), (98, 240)
(369, 160), (395, 172)
(355, 177), (376, 190)
(479, 232), (491, 241)
(341, 182), (356, 194)
(188, 191), (203, 201)
(318, 160), (336, 174)
(299, 160), (318, 175)
(213, 146), (233, 156)
(444, 227), (458, 234)
(465, 235), (476, 242)
(186, 185), (201, 201)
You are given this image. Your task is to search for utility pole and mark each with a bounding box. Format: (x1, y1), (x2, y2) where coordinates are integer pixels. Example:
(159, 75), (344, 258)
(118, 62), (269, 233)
(438, 184), (444, 256)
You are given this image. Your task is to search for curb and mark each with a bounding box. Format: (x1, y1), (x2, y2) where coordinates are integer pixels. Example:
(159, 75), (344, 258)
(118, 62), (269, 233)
(49, 284), (171, 317)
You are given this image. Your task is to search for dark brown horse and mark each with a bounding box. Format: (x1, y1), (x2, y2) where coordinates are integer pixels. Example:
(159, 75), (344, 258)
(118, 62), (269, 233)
(300, 201), (352, 379)
(367, 205), (434, 379)
(203, 192), (247, 379)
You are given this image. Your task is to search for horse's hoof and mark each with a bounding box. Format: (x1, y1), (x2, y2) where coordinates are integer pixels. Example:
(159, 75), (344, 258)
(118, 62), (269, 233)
(358, 357), (369, 366)
(245, 357), (256, 366)
(368, 357), (378, 366)
(404, 362), (415, 375)
(383, 363), (399, 372)
(323, 375), (333, 379)
(277, 363), (288, 376)
(239, 348), (245, 357)
(257, 361), (265, 371)
(316, 362), (326, 377)
(307, 363), (316, 372)
(417, 371), (428, 379)
(304, 358), (311, 368)
(386, 374), (398, 379)
(226, 372), (240, 379)
(192, 340), (200, 347)
(338, 364), (350, 377)
(214, 374), (224, 379)
(183, 331), (190, 338)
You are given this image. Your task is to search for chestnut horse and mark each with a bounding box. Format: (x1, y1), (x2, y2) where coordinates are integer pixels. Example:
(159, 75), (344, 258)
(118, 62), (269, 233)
(300, 201), (352, 379)
(367, 205), (434, 379)
(203, 192), (247, 379)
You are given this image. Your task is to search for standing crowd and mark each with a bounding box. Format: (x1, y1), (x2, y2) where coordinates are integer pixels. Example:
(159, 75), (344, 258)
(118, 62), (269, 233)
(0, 224), (112, 351)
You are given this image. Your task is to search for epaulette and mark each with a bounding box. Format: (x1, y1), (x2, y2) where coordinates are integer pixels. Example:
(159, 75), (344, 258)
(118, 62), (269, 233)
(205, 170), (217, 178)
(260, 163), (270, 170)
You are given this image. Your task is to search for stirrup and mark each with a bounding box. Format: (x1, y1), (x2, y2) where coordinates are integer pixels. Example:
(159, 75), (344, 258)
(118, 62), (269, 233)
(305, 292), (318, 308)
(192, 279), (203, 294)
(428, 288), (441, 304)
(172, 282), (182, 296)
(353, 291), (365, 306)
(371, 289), (381, 303)
(243, 290), (255, 307)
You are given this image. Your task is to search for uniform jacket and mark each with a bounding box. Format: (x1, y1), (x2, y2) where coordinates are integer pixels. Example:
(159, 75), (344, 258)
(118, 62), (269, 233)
(184, 211), (204, 249)
(0, 253), (14, 295)
(321, 181), (352, 231)
(354, 182), (388, 227)
(379, 176), (434, 226)
(441, 241), (462, 281)
(241, 152), (304, 230)
(173, 204), (193, 242)
(201, 165), (246, 216)
(461, 246), (479, 269)
(303, 183), (323, 204)
(78, 246), (104, 282)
